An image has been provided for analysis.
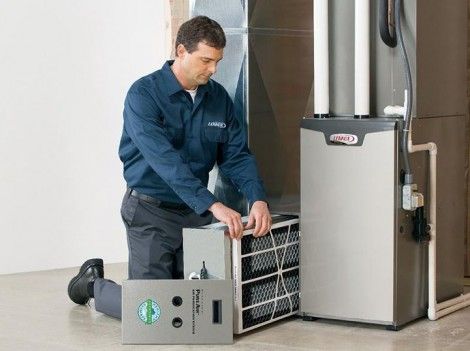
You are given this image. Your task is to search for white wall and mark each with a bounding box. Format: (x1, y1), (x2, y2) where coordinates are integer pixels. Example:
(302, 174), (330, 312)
(0, 1), (169, 274)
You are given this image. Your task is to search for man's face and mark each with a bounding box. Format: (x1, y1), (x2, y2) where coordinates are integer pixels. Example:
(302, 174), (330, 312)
(178, 42), (224, 87)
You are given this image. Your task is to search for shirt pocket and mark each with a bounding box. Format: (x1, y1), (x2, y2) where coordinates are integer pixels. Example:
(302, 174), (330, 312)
(204, 128), (228, 143)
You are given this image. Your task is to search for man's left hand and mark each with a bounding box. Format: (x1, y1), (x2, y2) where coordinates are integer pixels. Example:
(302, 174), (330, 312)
(245, 201), (271, 237)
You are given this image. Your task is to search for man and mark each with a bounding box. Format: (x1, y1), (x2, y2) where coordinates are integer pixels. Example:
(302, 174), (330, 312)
(67, 16), (271, 319)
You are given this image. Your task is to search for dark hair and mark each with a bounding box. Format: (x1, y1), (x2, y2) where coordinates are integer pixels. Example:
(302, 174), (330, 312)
(175, 16), (226, 55)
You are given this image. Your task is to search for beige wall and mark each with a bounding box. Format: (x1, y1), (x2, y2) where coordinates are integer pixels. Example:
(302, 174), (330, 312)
(0, 0), (168, 274)
(169, 0), (189, 58)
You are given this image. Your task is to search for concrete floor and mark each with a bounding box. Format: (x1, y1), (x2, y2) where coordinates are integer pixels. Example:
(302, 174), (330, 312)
(1, 263), (470, 351)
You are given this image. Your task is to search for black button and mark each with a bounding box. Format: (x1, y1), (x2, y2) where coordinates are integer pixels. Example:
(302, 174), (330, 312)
(172, 296), (183, 307)
(172, 317), (183, 328)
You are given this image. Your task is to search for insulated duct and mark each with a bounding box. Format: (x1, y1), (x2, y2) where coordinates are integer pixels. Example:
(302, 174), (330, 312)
(314, 0), (329, 118)
(354, 0), (370, 118)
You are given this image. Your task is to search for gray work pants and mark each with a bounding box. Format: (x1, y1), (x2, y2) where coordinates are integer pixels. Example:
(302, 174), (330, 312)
(93, 189), (213, 319)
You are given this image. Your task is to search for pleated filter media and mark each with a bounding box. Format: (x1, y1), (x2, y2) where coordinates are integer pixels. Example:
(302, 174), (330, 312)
(183, 214), (300, 334)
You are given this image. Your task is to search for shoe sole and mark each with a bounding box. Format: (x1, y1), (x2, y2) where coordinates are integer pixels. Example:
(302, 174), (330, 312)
(67, 258), (103, 304)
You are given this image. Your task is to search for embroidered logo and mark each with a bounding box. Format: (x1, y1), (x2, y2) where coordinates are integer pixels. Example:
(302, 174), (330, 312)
(207, 121), (226, 128)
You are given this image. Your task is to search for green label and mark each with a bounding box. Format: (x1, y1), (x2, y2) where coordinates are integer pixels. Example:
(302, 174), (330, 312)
(138, 299), (161, 325)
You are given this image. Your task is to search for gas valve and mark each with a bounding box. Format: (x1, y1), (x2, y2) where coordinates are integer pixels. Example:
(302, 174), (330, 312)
(412, 206), (430, 242)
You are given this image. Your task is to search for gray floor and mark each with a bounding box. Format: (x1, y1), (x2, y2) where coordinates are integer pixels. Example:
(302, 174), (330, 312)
(1, 263), (470, 351)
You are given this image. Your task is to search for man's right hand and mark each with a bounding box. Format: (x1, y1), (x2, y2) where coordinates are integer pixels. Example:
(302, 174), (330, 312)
(208, 202), (244, 240)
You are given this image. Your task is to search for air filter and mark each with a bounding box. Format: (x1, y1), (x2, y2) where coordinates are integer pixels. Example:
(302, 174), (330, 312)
(183, 214), (300, 334)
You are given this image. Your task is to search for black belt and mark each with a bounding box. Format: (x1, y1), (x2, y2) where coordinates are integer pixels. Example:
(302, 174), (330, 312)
(128, 189), (190, 210)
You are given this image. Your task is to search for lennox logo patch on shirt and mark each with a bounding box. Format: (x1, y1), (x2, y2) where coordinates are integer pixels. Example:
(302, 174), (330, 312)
(207, 121), (226, 128)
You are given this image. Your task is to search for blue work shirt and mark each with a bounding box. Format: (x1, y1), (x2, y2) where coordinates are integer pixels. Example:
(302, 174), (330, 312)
(118, 61), (266, 215)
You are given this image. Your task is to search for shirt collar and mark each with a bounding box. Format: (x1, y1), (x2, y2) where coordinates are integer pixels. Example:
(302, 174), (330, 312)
(161, 60), (211, 97)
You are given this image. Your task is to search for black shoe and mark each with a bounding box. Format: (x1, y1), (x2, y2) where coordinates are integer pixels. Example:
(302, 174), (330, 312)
(67, 258), (104, 305)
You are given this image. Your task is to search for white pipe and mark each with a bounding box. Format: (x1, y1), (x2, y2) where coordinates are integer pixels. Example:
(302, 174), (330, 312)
(314, 0), (329, 116)
(384, 105), (405, 116)
(434, 300), (470, 320)
(408, 133), (470, 321)
(354, 0), (370, 117)
(436, 293), (470, 311)
(384, 90), (408, 117)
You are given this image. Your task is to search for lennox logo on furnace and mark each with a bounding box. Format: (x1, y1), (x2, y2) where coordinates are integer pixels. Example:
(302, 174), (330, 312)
(329, 133), (359, 145)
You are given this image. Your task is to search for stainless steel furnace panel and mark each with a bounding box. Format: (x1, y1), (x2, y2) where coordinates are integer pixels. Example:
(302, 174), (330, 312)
(300, 118), (427, 328)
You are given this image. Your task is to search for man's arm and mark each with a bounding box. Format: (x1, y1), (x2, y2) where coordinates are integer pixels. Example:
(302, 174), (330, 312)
(217, 97), (272, 237)
(124, 88), (217, 215)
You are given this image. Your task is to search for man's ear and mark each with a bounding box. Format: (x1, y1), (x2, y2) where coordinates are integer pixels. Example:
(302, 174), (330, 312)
(175, 44), (187, 58)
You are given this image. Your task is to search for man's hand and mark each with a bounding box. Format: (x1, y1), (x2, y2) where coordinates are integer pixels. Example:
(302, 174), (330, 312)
(245, 201), (271, 237)
(208, 202), (244, 240)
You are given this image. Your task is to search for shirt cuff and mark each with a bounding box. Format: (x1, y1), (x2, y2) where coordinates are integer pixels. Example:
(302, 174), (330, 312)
(191, 190), (218, 215)
(244, 182), (267, 207)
